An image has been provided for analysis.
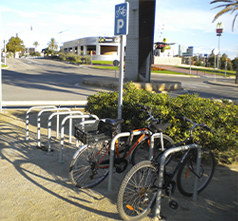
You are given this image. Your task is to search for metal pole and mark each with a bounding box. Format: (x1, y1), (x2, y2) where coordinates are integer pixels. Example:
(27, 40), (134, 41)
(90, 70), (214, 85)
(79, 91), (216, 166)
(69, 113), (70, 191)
(217, 36), (220, 70)
(118, 35), (124, 128)
(224, 60), (227, 78)
(189, 57), (191, 75)
(4, 39), (6, 66)
(0, 12), (2, 112)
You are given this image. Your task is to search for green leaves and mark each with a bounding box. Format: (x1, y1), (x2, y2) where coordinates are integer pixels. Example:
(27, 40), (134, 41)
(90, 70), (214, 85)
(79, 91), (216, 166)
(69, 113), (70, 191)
(85, 84), (238, 164)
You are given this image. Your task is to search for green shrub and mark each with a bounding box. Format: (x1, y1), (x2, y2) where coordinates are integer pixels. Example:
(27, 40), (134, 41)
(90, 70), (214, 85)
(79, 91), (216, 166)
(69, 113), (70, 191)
(58, 53), (67, 61)
(81, 56), (91, 64)
(67, 53), (81, 62)
(85, 82), (238, 164)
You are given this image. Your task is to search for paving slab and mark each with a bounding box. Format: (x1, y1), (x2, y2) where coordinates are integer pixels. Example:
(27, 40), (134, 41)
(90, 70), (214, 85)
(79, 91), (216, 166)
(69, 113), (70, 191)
(0, 110), (237, 221)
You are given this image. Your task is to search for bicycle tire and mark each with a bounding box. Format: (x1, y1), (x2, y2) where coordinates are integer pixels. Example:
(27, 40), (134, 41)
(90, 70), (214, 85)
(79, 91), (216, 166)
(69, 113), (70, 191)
(131, 134), (174, 165)
(69, 142), (109, 188)
(117, 160), (158, 221)
(176, 148), (215, 197)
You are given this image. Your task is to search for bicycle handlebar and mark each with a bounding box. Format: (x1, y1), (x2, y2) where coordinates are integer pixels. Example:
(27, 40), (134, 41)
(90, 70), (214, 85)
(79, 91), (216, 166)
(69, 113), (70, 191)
(175, 116), (213, 133)
(136, 103), (159, 123)
(136, 103), (150, 111)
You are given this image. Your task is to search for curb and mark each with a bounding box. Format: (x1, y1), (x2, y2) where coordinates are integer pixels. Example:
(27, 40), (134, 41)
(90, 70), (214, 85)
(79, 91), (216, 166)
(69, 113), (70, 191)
(2, 101), (87, 109)
(81, 77), (183, 92)
(207, 80), (238, 88)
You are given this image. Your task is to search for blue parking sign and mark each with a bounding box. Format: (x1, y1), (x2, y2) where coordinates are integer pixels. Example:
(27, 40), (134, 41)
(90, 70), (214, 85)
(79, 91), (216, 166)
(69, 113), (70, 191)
(114, 3), (129, 36)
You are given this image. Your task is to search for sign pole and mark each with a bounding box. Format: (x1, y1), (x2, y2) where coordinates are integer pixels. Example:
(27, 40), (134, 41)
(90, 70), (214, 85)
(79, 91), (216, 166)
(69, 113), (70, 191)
(118, 35), (124, 125)
(0, 12), (2, 112)
(114, 2), (129, 129)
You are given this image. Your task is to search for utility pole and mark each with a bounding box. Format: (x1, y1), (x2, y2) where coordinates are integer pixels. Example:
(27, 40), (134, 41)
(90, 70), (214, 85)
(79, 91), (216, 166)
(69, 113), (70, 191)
(216, 23), (223, 70)
(58, 29), (69, 50)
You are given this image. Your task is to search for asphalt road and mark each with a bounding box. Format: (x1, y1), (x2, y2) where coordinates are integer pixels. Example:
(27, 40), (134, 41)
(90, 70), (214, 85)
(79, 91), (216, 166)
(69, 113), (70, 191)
(2, 58), (113, 103)
(2, 58), (238, 106)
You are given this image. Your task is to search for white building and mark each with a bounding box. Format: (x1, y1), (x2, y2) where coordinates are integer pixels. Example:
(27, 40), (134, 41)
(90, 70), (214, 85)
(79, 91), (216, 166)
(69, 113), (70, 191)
(63, 36), (122, 61)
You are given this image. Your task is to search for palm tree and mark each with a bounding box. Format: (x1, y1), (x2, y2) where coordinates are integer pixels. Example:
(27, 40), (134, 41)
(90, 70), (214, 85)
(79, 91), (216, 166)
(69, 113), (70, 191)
(33, 41), (39, 52)
(211, 0), (238, 31)
(48, 38), (58, 55)
(211, 0), (238, 84)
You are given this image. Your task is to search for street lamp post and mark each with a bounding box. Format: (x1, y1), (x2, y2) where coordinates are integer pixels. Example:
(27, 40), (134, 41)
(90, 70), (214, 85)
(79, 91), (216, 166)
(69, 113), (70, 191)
(216, 22), (223, 70)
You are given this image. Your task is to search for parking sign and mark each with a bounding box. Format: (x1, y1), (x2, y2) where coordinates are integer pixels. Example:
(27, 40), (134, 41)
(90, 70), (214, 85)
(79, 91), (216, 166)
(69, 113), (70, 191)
(114, 3), (129, 35)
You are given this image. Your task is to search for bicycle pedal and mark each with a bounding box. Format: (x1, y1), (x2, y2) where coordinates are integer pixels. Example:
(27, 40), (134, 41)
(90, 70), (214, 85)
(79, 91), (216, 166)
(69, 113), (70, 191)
(169, 200), (178, 210)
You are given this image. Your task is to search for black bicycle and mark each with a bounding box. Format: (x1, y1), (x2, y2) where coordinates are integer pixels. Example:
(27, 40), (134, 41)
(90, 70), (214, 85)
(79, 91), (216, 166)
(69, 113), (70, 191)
(117, 116), (215, 220)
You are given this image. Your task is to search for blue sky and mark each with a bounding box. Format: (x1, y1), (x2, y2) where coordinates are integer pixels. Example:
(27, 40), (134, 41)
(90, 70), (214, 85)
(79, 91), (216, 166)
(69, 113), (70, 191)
(1, 0), (237, 59)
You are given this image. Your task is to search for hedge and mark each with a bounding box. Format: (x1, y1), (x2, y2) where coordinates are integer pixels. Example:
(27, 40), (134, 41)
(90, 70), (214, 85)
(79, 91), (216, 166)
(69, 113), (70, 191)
(85, 82), (238, 164)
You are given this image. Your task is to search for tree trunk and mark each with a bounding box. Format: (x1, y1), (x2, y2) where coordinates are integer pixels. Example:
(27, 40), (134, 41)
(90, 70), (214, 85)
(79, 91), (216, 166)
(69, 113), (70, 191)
(235, 60), (238, 84)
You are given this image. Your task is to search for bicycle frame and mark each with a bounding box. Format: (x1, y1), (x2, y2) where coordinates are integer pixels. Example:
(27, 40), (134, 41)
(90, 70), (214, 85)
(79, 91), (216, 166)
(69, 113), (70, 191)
(96, 128), (151, 170)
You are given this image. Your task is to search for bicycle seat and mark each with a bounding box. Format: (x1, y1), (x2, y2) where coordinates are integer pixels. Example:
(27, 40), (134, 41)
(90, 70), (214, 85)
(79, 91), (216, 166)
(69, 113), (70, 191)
(105, 118), (124, 127)
(150, 121), (171, 132)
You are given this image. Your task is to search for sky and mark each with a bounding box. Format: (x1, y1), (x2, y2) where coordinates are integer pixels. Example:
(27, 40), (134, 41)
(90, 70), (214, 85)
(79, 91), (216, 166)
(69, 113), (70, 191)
(0, 0), (237, 59)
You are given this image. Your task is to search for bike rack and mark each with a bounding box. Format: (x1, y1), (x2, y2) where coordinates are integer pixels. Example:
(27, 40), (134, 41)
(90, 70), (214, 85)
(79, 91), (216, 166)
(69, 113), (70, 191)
(108, 130), (152, 191)
(36, 107), (71, 147)
(149, 132), (165, 160)
(26, 106), (57, 141)
(47, 110), (84, 152)
(59, 114), (99, 163)
(154, 144), (201, 218)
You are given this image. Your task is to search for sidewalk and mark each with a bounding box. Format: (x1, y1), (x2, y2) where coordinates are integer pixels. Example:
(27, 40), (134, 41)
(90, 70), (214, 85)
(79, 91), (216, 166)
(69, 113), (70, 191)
(0, 109), (237, 221)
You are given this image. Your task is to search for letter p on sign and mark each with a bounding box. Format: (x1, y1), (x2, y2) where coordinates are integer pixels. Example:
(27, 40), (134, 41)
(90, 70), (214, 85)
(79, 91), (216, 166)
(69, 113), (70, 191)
(114, 3), (129, 36)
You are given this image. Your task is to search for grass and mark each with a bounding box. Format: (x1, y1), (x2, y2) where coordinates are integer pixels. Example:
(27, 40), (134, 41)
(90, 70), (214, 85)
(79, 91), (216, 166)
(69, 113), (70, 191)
(89, 60), (236, 77)
(175, 65), (236, 77)
(151, 70), (192, 75)
(92, 60), (113, 65)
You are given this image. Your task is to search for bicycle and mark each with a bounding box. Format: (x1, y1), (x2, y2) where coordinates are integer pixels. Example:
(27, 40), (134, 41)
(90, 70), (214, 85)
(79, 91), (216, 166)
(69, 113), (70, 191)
(69, 104), (174, 188)
(117, 116), (215, 221)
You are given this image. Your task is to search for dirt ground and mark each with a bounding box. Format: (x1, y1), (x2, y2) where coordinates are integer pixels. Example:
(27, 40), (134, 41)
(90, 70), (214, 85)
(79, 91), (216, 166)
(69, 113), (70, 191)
(0, 109), (237, 221)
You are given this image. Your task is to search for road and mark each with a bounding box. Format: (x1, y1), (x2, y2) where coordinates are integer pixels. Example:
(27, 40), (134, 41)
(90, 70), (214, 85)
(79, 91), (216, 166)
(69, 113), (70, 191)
(2, 58), (113, 103)
(2, 58), (238, 106)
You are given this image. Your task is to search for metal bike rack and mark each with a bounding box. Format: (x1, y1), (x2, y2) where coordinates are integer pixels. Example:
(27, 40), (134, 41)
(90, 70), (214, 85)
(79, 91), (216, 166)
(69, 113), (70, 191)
(149, 132), (165, 160)
(154, 144), (201, 218)
(108, 130), (152, 191)
(47, 110), (84, 152)
(36, 107), (71, 147)
(59, 114), (99, 163)
(26, 106), (57, 141)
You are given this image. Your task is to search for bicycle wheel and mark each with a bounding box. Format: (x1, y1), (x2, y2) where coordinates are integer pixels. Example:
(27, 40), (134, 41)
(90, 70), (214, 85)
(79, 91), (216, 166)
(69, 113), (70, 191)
(69, 141), (110, 188)
(176, 148), (215, 197)
(131, 134), (174, 165)
(117, 160), (158, 221)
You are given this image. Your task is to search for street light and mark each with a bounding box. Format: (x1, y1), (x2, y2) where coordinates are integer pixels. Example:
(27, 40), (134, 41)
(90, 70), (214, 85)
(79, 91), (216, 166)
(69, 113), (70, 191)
(216, 22), (223, 70)
(58, 29), (69, 50)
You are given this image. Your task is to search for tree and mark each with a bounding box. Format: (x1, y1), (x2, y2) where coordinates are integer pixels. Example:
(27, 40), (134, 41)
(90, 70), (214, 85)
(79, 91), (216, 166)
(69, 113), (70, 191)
(33, 41), (39, 52)
(47, 38), (58, 55)
(210, 0), (238, 84)
(6, 35), (25, 57)
(211, 0), (238, 31)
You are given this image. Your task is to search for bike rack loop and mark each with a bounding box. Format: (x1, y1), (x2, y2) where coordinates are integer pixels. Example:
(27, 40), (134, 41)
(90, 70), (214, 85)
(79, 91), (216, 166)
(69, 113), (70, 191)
(47, 110), (84, 152)
(37, 108), (71, 147)
(26, 106), (57, 141)
(108, 130), (152, 191)
(59, 114), (99, 163)
(154, 144), (201, 218)
(149, 132), (165, 160)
